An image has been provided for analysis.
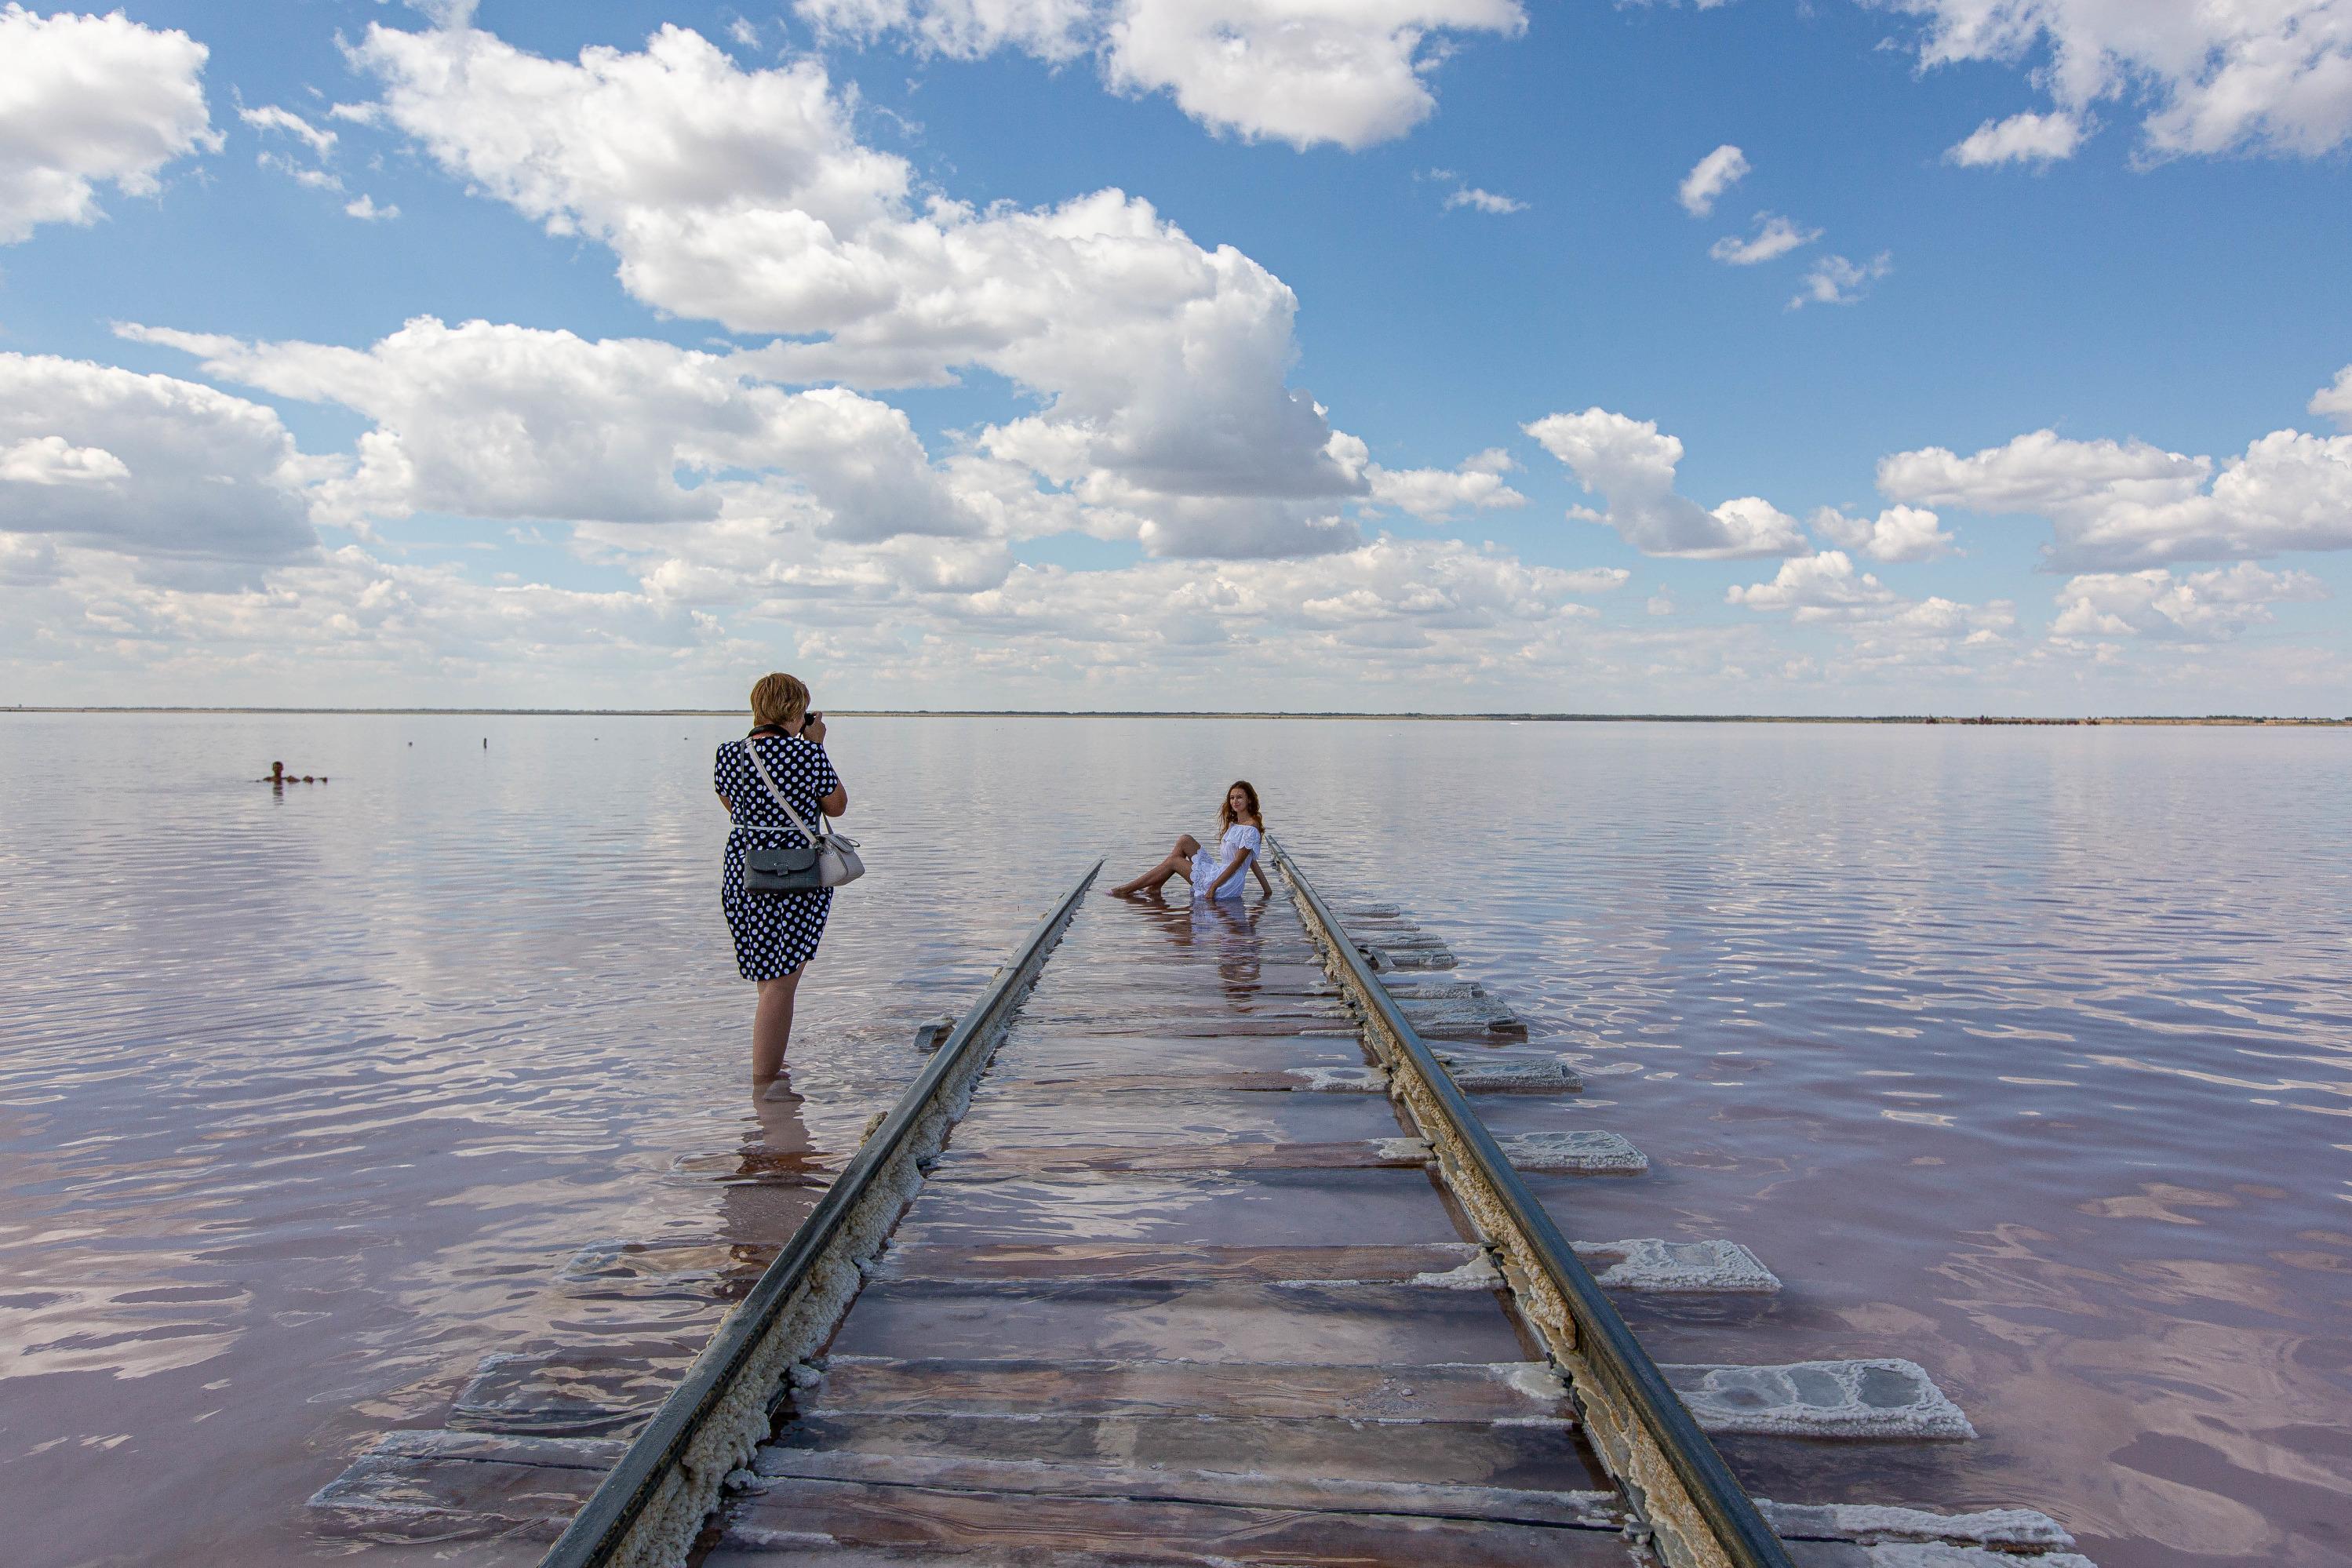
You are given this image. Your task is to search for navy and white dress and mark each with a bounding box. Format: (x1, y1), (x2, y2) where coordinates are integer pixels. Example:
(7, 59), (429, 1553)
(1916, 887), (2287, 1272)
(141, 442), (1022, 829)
(716, 731), (841, 980)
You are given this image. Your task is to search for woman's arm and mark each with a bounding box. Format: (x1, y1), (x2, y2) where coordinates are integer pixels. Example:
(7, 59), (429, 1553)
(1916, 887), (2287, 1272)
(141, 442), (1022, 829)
(802, 712), (849, 817)
(1252, 857), (1273, 894)
(1209, 850), (1249, 895)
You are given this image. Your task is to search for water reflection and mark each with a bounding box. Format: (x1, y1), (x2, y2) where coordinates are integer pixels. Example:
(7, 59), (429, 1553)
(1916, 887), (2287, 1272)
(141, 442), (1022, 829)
(1, 715), (2347, 1567)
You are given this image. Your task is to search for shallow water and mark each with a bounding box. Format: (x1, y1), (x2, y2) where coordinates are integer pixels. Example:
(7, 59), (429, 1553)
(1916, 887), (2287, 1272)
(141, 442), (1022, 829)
(1, 715), (2347, 1566)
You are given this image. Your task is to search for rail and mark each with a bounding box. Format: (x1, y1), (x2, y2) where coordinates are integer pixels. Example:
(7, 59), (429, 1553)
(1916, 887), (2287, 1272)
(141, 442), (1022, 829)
(1269, 838), (1795, 1568)
(537, 859), (1105, 1568)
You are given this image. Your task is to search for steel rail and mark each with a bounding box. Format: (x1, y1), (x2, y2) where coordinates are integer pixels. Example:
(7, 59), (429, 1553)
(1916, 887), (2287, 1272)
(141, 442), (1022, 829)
(538, 859), (1104, 1568)
(1269, 839), (1794, 1568)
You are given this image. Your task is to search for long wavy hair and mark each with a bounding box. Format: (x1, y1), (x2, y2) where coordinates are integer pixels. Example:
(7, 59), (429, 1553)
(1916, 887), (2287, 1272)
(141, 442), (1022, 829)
(1219, 779), (1263, 831)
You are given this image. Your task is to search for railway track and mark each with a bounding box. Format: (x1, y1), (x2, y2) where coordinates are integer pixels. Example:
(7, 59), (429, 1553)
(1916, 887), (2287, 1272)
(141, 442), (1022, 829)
(314, 844), (2091, 1568)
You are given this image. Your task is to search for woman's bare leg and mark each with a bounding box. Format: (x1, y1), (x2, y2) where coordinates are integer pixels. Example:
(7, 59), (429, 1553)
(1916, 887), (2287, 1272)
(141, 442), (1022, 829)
(1112, 835), (1200, 897)
(752, 966), (804, 1079)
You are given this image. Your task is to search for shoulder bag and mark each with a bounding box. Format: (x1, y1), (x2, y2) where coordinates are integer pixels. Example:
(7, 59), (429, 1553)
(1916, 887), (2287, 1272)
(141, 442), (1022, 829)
(740, 738), (866, 893)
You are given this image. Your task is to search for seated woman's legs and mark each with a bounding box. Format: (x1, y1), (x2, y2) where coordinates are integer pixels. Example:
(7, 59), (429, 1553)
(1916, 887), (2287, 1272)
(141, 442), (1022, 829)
(1112, 835), (1200, 897)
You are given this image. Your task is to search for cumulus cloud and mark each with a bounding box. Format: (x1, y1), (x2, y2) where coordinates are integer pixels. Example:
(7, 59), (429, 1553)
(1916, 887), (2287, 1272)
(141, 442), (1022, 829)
(351, 18), (1367, 558)
(1946, 108), (2084, 166)
(1789, 250), (1891, 309)
(122, 316), (986, 544)
(1677, 144), (1748, 216)
(1443, 185), (1527, 213)
(0, 353), (318, 574)
(239, 104), (337, 158)
(1882, 0), (2352, 160)
(1811, 503), (1953, 562)
(1878, 424), (2352, 568)
(0, 5), (219, 244)
(1709, 212), (1819, 265)
(1728, 549), (2015, 668)
(2310, 363), (2352, 431)
(1, 434), (129, 486)
(344, 194), (399, 220)
(796, 0), (1527, 150)
(1524, 408), (1808, 558)
(1366, 448), (1526, 521)
(2052, 562), (2328, 642)
(1725, 550), (1902, 620)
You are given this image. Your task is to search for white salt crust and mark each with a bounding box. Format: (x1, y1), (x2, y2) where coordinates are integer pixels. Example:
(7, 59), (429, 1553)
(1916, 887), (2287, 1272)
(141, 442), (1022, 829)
(1496, 1130), (1647, 1173)
(1662, 1359), (1976, 1440)
(1863, 1548), (2095, 1568)
(1283, 1064), (1389, 1093)
(1407, 1254), (1507, 1290)
(1575, 1238), (1781, 1293)
(1754, 1501), (2075, 1550)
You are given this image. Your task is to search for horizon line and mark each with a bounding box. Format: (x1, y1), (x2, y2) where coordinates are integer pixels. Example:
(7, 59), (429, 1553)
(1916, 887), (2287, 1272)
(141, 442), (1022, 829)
(5, 706), (2347, 726)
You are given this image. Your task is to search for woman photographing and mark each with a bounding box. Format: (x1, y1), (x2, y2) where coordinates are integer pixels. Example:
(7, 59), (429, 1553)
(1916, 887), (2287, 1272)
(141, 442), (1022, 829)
(715, 673), (847, 1079)
(1110, 780), (1272, 900)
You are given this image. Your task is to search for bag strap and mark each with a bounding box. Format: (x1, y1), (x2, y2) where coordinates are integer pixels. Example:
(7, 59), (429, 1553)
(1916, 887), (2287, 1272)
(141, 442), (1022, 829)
(744, 737), (828, 844)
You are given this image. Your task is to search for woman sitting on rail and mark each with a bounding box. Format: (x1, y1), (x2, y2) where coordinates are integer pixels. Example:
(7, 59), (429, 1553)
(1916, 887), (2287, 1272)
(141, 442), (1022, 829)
(715, 672), (847, 1080)
(1110, 780), (1273, 900)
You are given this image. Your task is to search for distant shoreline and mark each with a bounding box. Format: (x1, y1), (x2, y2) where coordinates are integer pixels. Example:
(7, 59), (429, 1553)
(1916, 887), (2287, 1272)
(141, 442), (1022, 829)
(5, 707), (2346, 726)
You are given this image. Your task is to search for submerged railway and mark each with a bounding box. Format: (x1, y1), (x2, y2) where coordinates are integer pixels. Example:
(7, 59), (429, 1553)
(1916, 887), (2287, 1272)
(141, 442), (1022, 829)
(315, 843), (2092, 1568)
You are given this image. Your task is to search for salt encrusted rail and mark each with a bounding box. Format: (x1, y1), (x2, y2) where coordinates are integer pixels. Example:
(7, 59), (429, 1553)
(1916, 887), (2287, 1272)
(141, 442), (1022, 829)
(1269, 838), (1797, 1568)
(533, 861), (1102, 1568)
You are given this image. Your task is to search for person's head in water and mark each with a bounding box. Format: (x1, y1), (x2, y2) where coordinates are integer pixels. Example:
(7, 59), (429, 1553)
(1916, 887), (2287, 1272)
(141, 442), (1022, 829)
(270, 761), (286, 781)
(1221, 780), (1262, 830)
(748, 672), (810, 733)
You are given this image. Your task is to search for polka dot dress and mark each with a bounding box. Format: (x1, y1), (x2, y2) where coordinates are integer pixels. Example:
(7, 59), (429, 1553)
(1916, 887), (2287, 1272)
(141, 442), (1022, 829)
(717, 732), (841, 981)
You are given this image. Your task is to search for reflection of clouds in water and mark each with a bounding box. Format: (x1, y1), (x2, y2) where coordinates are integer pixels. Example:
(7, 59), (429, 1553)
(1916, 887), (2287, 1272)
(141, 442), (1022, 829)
(916, 1175), (1234, 1242)
(1931, 1220), (2346, 1555)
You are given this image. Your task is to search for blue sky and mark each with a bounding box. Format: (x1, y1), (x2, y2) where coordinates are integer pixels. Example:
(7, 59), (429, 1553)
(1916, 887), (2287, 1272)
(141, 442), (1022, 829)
(2, 0), (2348, 712)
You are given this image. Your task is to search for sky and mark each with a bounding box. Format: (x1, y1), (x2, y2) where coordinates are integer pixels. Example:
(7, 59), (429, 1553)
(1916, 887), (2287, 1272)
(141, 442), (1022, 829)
(1, 0), (2349, 714)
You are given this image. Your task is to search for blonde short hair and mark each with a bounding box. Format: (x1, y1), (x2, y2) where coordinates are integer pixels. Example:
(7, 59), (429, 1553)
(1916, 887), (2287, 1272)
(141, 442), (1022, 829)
(749, 672), (810, 729)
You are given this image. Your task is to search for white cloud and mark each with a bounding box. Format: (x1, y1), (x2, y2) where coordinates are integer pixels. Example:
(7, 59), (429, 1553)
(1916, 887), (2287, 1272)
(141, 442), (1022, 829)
(1107, 0), (1529, 150)
(0, 5), (219, 244)
(1444, 185), (1527, 213)
(1811, 502), (1954, 562)
(350, 18), (1372, 558)
(123, 316), (987, 544)
(239, 104), (337, 158)
(1789, 250), (1891, 308)
(1, 434), (129, 486)
(1725, 550), (1902, 620)
(2051, 562), (2328, 643)
(1524, 408), (1808, 558)
(1878, 424), (2352, 568)
(344, 194), (399, 220)
(1728, 549), (2015, 668)
(0, 353), (319, 573)
(1677, 143), (1748, 216)
(796, 0), (1527, 150)
(1882, 0), (2352, 159)
(1367, 447), (1527, 520)
(1946, 108), (2084, 166)
(794, 0), (1097, 61)
(1709, 211), (1819, 265)
(2310, 364), (2352, 431)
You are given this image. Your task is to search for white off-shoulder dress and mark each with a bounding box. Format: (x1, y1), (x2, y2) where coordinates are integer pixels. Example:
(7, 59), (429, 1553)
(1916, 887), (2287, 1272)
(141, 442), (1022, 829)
(1190, 823), (1262, 900)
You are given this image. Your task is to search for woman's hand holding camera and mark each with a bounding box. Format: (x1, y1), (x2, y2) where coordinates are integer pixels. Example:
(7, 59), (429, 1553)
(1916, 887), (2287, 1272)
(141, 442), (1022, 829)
(801, 711), (827, 745)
